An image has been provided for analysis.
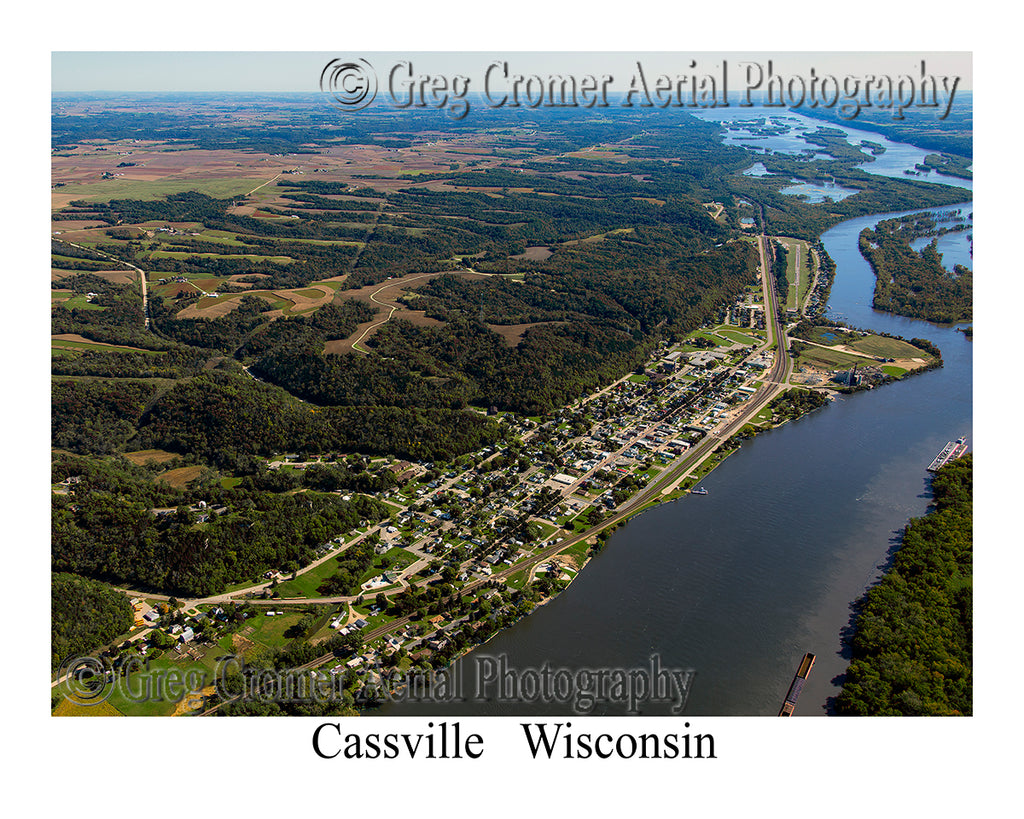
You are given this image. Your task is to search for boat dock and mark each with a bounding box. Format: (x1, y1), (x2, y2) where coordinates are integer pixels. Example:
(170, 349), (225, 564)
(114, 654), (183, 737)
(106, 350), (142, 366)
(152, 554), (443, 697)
(927, 436), (968, 473)
(778, 652), (815, 716)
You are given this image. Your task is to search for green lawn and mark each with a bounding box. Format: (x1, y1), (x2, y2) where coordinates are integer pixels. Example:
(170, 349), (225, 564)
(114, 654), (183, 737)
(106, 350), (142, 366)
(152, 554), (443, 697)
(529, 519), (560, 540)
(273, 555), (352, 599)
(348, 606), (397, 633)
(380, 495), (403, 515)
(221, 577), (265, 594)
(56, 294), (106, 311)
(717, 329), (762, 346)
(273, 545), (417, 599)
(557, 538), (590, 566)
(799, 245), (814, 307)
(104, 646), (232, 717)
(355, 548), (419, 586)
(691, 330), (733, 347)
(505, 569), (528, 590)
(52, 698), (125, 717)
(241, 609), (310, 649)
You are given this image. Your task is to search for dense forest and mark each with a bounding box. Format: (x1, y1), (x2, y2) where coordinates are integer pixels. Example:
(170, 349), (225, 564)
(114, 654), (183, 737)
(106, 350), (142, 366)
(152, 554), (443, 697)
(52, 453), (394, 597)
(52, 372), (503, 468)
(836, 455), (972, 715)
(860, 212), (972, 323)
(52, 572), (134, 671)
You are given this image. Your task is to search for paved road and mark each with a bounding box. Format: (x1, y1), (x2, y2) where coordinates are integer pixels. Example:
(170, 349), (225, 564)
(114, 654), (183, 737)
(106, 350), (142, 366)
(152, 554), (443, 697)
(54, 237), (150, 329)
(349, 272), (437, 353)
(246, 172), (283, 197)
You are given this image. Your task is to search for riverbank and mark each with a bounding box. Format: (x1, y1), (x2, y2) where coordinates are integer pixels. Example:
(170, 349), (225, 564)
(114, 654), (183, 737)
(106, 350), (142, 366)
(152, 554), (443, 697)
(835, 455), (972, 715)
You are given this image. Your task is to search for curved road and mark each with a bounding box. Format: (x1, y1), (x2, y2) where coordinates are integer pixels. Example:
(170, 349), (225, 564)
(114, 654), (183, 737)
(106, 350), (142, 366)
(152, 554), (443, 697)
(54, 237), (150, 329)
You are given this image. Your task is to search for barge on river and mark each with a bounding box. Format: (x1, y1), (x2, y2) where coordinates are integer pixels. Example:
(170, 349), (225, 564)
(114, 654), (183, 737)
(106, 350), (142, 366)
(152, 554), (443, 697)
(927, 436), (968, 473)
(778, 652), (816, 716)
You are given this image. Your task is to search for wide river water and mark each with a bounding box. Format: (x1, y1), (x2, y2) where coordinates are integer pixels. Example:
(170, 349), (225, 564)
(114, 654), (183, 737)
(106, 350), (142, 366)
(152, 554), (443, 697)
(379, 121), (972, 717)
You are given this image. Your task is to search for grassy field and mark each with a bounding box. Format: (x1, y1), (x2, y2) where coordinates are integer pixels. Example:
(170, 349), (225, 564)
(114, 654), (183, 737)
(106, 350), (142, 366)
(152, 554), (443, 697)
(795, 345), (867, 370)
(557, 538), (590, 568)
(798, 244), (814, 307)
(196, 230), (252, 247)
(530, 519), (561, 541)
(51, 338), (160, 355)
(505, 568), (529, 590)
(692, 330), (734, 347)
(52, 253), (118, 267)
(796, 327), (932, 372)
(256, 235), (364, 247)
(272, 545), (417, 599)
(51, 177), (271, 205)
(241, 609), (311, 649)
(187, 291), (296, 312)
(716, 327), (762, 346)
(347, 605), (395, 633)
(847, 334), (928, 359)
(145, 250), (294, 264)
(55, 294), (106, 311)
(273, 556), (350, 599)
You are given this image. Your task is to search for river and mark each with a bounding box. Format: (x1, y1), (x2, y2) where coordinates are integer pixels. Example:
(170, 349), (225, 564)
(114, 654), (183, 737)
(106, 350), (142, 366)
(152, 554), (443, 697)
(378, 124), (972, 718)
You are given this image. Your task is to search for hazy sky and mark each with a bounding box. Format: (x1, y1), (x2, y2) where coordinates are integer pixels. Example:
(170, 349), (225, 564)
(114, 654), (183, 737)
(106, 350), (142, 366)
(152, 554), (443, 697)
(51, 52), (972, 94)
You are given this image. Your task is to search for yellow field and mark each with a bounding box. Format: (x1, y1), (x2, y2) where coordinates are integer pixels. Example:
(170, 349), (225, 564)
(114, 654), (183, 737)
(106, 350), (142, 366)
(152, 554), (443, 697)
(155, 465), (206, 488)
(52, 698), (124, 717)
(123, 449), (179, 466)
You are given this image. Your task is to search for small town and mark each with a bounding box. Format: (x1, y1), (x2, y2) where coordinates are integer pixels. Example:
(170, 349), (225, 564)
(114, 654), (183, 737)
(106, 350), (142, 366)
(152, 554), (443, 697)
(56, 231), (932, 715)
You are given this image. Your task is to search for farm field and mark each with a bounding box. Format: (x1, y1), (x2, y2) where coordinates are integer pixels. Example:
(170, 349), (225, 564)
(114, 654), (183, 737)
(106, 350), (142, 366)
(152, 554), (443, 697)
(52, 176), (274, 207)
(51, 335), (158, 354)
